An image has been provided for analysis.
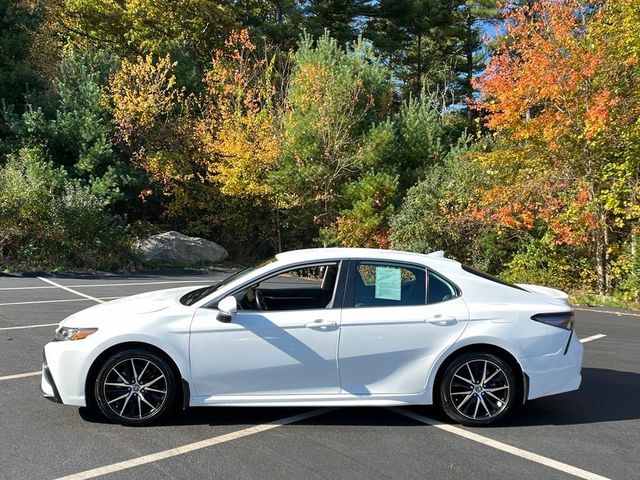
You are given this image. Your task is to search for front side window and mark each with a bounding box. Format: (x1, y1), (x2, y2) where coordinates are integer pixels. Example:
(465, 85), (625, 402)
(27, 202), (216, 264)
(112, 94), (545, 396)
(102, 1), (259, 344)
(180, 256), (277, 306)
(353, 261), (425, 308)
(234, 263), (340, 311)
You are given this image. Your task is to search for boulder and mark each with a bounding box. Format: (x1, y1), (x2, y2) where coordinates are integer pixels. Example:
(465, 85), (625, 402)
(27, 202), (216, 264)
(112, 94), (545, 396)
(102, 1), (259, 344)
(135, 231), (228, 265)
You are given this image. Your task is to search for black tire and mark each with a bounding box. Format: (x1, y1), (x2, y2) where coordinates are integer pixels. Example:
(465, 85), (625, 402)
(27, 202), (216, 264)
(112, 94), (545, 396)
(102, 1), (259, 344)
(94, 348), (177, 426)
(439, 351), (517, 427)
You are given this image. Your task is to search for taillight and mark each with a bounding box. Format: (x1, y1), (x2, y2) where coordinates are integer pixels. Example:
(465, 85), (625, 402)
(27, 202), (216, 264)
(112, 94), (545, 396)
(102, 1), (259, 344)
(531, 311), (574, 330)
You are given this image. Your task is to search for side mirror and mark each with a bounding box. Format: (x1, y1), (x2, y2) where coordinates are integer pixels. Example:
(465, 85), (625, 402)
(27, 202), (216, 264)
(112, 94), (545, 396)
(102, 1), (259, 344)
(216, 296), (237, 323)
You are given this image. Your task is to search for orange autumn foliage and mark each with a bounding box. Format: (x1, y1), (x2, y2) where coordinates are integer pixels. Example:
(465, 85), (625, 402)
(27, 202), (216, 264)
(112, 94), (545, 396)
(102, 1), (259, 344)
(473, 0), (627, 247)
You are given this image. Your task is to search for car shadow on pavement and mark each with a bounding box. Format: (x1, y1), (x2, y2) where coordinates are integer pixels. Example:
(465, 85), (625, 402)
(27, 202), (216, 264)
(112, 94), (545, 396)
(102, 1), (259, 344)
(78, 405), (421, 427)
(501, 367), (640, 427)
(78, 367), (640, 428)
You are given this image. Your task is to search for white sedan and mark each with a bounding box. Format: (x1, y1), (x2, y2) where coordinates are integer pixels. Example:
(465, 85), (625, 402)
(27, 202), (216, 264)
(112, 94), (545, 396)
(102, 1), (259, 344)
(42, 248), (583, 426)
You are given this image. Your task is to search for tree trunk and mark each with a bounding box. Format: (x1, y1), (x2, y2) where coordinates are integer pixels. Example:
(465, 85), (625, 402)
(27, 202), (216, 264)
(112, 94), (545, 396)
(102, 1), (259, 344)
(466, 14), (474, 104)
(633, 228), (639, 302)
(604, 223), (612, 293)
(416, 32), (422, 90)
(594, 214), (609, 295)
(275, 206), (283, 253)
(595, 231), (606, 295)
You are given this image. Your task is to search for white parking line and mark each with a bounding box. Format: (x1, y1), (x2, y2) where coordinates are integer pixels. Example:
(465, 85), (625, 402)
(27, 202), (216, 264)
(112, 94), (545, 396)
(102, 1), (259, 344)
(580, 334), (607, 343)
(0, 297), (120, 307)
(54, 408), (333, 480)
(0, 280), (209, 291)
(0, 323), (57, 331)
(392, 408), (611, 480)
(37, 277), (105, 303)
(0, 371), (41, 381)
(574, 307), (640, 318)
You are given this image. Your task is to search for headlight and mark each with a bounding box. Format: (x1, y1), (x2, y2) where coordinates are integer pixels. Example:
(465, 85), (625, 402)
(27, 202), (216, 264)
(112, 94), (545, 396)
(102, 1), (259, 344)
(53, 326), (98, 341)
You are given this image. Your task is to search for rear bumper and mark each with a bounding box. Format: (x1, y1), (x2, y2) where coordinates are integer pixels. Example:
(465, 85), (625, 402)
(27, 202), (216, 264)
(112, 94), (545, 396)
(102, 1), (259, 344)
(521, 330), (583, 400)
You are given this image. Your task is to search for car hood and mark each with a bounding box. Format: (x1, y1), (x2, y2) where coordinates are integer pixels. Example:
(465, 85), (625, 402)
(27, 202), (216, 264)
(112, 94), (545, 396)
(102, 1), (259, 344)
(60, 285), (205, 326)
(516, 284), (570, 306)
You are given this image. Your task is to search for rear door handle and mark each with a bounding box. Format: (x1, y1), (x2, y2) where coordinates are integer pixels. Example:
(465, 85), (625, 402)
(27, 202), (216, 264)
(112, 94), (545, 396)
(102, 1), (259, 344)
(425, 315), (457, 324)
(305, 319), (337, 329)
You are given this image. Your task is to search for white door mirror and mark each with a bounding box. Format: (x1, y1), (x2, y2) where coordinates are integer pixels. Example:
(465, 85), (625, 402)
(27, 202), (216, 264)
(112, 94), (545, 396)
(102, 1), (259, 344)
(217, 296), (237, 323)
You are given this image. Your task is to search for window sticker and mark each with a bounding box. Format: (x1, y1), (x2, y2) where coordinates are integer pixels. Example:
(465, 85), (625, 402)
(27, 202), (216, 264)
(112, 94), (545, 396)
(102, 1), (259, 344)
(375, 266), (401, 300)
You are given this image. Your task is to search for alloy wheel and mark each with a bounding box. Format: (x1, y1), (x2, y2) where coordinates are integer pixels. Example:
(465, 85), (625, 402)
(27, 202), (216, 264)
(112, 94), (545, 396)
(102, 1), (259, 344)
(449, 359), (511, 421)
(102, 357), (168, 420)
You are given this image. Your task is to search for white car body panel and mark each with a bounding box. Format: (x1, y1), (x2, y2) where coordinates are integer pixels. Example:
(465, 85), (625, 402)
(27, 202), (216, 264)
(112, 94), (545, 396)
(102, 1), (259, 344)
(189, 307), (341, 397)
(42, 247), (583, 412)
(338, 298), (469, 395)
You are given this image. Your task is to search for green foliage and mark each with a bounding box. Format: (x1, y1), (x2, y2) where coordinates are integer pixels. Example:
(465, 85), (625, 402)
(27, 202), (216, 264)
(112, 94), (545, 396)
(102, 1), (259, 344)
(388, 93), (449, 192)
(616, 236), (640, 302)
(0, 0), (636, 308)
(10, 47), (134, 202)
(321, 172), (398, 248)
(279, 32), (393, 227)
(391, 138), (481, 257)
(501, 234), (595, 291)
(0, 147), (132, 270)
(62, 0), (237, 71)
(301, 0), (364, 45)
(0, 0), (44, 115)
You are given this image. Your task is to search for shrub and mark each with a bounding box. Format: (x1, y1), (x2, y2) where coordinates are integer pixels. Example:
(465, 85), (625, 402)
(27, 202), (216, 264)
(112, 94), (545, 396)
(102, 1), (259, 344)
(0, 147), (132, 270)
(501, 234), (595, 290)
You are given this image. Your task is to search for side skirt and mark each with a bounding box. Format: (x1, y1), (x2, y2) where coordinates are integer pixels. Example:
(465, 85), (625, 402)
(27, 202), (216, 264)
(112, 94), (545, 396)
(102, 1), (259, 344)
(189, 393), (431, 408)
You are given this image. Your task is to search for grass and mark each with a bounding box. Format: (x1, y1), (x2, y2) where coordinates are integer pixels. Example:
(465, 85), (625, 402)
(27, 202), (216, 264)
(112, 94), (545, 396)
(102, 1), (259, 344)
(570, 291), (640, 312)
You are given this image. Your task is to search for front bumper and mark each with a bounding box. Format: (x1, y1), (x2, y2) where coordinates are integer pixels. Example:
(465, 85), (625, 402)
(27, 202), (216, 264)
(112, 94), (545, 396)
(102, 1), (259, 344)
(522, 329), (584, 400)
(41, 350), (62, 403)
(42, 340), (91, 407)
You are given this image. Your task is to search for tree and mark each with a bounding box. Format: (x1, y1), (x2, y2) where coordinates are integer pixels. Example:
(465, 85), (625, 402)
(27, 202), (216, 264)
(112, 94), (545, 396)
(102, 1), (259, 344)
(59, 0), (238, 89)
(279, 32), (393, 235)
(474, 0), (640, 294)
(322, 171), (398, 248)
(0, 146), (130, 270)
(302, 0), (370, 46)
(233, 0), (303, 50)
(0, 0), (44, 149)
(452, 0), (499, 111)
(365, 0), (460, 95)
(8, 47), (133, 202)
(107, 51), (207, 221)
(389, 140), (511, 269)
(196, 30), (288, 250)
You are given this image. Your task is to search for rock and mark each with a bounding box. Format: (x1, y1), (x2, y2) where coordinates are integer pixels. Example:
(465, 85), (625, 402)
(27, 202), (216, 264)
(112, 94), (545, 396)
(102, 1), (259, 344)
(135, 231), (228, 265)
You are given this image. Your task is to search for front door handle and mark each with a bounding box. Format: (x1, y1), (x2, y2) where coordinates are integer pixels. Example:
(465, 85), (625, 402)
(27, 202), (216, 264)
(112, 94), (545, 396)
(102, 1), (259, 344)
(305, 319), (337, 329)
(425, 315), (457, 324)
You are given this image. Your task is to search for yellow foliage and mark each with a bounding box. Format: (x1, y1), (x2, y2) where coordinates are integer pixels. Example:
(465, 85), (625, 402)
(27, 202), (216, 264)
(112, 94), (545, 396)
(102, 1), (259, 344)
(195, 30), (284, 202)
(107, 54), (182, 145)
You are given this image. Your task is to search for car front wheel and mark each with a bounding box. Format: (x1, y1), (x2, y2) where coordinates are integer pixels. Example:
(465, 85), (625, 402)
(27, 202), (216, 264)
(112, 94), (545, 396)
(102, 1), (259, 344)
(439, 352), (516, 426)
(94, 348), (177, 426)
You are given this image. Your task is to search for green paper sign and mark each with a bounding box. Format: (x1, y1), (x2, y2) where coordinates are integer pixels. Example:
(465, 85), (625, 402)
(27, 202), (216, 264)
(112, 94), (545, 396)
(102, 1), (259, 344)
(375, 266), (401, 300)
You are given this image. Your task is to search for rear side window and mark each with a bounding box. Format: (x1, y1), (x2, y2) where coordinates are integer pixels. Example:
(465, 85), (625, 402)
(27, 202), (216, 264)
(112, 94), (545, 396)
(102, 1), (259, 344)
(353, 261), (425, 307)
(427, 271), (459, 304)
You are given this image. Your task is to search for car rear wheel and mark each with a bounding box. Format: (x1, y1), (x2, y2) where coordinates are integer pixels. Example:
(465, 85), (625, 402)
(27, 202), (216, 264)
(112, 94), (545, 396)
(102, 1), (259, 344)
(439, 352), (516, 426)
(94, 349), (177, 426)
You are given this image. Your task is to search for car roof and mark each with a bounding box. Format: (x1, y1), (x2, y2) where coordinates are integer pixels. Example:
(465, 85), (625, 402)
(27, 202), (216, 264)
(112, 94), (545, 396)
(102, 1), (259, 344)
(274, 247), (460, 268)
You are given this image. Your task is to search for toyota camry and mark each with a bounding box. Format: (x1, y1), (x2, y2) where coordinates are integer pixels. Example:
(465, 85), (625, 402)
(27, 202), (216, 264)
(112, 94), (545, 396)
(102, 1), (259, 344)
(41, 248), (583, 426)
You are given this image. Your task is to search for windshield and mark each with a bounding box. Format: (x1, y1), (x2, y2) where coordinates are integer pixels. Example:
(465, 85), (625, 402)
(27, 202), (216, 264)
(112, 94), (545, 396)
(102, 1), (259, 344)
(180, 256), (277, 306)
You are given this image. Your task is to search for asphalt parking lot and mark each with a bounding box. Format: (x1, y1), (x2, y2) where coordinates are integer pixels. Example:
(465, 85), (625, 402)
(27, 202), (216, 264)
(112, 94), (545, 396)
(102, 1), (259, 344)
(0, 272), (638, 480)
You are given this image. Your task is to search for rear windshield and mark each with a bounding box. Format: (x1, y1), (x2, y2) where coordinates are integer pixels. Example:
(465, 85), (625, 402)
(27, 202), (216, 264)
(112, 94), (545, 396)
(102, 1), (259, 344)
(461, 265), (526, 291)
